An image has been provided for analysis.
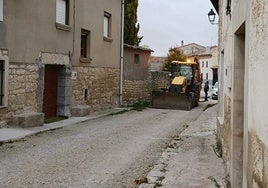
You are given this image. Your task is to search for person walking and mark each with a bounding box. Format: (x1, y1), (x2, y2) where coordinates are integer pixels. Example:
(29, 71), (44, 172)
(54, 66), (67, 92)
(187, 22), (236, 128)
(204, 81), (209, 101)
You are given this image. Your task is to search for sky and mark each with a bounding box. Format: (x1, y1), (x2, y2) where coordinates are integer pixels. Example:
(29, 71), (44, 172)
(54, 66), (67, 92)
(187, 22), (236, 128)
(137, 0), (218, 56)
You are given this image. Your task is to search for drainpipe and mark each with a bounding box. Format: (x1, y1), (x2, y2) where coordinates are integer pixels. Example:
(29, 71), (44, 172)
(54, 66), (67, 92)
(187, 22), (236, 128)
(119, 0), (125, 106)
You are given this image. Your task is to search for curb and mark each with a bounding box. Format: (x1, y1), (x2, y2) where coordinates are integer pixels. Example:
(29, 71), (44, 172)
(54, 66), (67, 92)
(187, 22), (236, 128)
(0, 107), (129, 145)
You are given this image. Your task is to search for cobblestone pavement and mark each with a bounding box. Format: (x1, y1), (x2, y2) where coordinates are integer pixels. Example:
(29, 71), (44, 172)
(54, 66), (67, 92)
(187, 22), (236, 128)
(0, 105), (206, 188)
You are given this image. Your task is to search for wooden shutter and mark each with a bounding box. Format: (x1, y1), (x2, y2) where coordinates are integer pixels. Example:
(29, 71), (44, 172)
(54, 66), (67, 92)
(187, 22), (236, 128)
(56, 0), (66, 25)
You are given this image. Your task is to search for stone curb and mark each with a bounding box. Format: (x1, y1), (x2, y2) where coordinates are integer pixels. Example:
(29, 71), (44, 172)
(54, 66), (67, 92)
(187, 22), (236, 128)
(0, 107), (130, 144)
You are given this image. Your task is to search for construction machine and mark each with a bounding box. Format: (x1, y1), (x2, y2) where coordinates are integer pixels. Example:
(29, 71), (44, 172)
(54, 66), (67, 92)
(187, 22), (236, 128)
(151, 58), (201, 110)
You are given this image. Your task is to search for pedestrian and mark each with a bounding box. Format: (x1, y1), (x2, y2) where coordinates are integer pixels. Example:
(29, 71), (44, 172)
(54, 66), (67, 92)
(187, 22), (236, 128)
(204, 81), (209, 101)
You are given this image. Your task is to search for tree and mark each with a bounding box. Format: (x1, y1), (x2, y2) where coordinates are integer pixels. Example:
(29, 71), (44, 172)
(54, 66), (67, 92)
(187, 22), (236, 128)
(124, 0), (143, 46)
(162, 47), (187, 71)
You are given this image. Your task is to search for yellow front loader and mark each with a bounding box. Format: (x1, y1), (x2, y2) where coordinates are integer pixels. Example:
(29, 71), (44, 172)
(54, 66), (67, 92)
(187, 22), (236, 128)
(151, 59), (201, 110)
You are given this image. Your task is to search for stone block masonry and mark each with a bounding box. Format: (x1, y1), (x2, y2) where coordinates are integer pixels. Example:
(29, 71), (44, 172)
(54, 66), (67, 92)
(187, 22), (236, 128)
(8, 63), (39, 115)
(248, 131), (268, 188)
(122, 71), (172, 106)
(150, 71), (170, 91)
(123, 79), (151, 105)
(71, 66), (120, 115)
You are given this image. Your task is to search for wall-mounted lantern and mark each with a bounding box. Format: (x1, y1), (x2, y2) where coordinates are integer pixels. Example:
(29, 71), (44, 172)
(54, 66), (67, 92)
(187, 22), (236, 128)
(208, 9), (218, 25)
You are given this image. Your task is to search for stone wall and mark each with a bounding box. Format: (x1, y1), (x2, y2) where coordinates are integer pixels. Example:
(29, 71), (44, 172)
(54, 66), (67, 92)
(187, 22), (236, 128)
(122, 79), (151, 105)
(217, 95), (232, 173)
(248, 131), (268, 188)
(122, 71), (170, 105)
(151, 71), (170, 91)
(72, 66), (120, 114)
(0, 107), (12, 127)
(8, 62), (39, 115)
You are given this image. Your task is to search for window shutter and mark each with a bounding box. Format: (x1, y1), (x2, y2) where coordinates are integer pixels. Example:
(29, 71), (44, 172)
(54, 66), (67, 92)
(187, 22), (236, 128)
(0, 0), (3, 21)
(104, 16), (109, 37)
(56, 0), (66, 25)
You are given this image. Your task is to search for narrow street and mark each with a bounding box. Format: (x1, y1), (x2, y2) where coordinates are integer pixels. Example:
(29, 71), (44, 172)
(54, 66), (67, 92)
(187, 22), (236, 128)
(0, 105), (207, 188)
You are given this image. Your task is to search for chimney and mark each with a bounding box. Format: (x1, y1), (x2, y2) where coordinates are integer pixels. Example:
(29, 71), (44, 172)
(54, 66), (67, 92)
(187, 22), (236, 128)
(181, 40), (184, 46)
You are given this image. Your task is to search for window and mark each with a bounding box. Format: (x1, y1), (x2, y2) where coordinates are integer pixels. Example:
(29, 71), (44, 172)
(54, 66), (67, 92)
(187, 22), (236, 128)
(0, 60), (4, 106)
(0, 0), (3, 21)
(202, 61), (204, 67)
(56, 0), (69, 25)
(80, 29), (91, 60)
(84, 89), (88, 101)
(206, 61), (208, 67)
(104, 12), (111, 38)
(134, 54), (140, 64)
(206, 73), (208, 80)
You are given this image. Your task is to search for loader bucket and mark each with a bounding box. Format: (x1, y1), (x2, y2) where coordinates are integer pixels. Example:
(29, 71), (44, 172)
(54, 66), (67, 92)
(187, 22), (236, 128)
(151, 91), (194, 111)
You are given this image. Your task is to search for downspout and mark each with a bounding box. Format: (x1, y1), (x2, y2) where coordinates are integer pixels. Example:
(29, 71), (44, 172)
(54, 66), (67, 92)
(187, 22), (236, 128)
(119, 0), (125, 106)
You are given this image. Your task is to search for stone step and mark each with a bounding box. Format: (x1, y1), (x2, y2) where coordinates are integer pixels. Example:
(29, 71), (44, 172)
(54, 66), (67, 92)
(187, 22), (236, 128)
(71, 105), (91, 117)
(13, 113), (44, 128)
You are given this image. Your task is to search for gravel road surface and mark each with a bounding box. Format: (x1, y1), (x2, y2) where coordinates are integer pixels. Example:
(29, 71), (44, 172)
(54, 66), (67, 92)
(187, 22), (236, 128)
(0, 106), (204, 188)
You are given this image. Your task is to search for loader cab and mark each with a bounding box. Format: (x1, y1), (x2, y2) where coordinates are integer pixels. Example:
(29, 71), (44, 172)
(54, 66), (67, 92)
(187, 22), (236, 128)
(180, 64), (193, 86)
(171, 61), (195, 86)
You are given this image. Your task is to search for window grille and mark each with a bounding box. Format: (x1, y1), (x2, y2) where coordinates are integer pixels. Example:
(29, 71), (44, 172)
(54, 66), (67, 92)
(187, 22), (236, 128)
(0, 60), (4, 106)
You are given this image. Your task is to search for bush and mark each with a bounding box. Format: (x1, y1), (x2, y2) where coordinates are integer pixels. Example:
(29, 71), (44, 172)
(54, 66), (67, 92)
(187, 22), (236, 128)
(129, 100), (150, 111)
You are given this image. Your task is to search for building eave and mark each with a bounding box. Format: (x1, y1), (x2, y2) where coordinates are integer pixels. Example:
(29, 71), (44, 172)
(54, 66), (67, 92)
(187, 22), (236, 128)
(210, 0), (219, 14)
(124, 44), (154, 52)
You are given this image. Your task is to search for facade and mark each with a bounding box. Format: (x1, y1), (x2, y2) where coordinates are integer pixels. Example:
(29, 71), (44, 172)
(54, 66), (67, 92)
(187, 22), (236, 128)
(178, 43), (218, 85)
(150, 56), (167, 71)
(199, 46), (218, 85)
(0, 0), (122, 127)
(122, 44), (152, 105)
(214, 0), (268, 187)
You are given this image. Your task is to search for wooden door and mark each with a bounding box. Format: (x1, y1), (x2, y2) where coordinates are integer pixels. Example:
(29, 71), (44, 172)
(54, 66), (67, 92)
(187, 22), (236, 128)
(43, 65), (58, 118)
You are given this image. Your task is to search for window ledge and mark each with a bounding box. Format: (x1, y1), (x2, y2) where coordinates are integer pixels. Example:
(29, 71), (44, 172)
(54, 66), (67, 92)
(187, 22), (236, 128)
(80, 57), (92, 63)
(0, 106), (7, 110)
(103, 36), (113, 43)
(55, 23), (72, 32)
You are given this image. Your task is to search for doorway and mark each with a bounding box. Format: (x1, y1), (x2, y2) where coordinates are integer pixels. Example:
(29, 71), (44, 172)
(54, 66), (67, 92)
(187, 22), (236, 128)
(231, 23), (245, 187)
(43, 65), (59, 119)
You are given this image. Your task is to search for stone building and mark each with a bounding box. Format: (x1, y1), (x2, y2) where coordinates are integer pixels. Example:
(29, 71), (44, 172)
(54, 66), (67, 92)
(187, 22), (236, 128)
(0, 0), (122, 127)
(212, 0), (268, 187)
(198, 46), (218, 85)
(150, 56), (167, 71)
(178, 43), (218, 85)
(122, 44), (153, 105)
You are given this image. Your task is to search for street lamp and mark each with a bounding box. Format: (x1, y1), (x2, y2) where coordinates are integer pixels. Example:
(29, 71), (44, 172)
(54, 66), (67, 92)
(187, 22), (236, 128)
(208, 9), (218, 25)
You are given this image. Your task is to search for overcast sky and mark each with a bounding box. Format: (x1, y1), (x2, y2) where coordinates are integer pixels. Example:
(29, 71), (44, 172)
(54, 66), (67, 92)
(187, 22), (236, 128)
(137, 0), (218, 56)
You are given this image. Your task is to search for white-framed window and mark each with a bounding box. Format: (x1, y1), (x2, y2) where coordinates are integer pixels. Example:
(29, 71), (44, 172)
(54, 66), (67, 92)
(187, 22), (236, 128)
(0, 0), (3, 22)
(104, 12), (111, 38)
(206, 61), (208, 67)
(202, 61), (204, 67)
(80, 29), (91, 58)
(56, 0), (69, 25)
